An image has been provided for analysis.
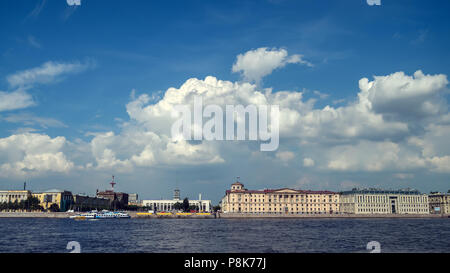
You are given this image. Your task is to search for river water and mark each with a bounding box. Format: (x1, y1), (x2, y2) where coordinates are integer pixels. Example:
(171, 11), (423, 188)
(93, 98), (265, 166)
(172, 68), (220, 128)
(0, 218), (448, 253)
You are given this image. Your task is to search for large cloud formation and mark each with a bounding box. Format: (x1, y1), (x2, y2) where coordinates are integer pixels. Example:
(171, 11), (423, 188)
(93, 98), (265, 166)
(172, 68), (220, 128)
(0, 133), (73, 177)
(1, 48), (450, 185)
(360, 70), (448, 120)
(80, 69), (450, 174)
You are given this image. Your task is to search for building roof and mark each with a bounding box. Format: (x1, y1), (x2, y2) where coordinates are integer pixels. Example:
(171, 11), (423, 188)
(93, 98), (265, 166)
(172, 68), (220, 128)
(46, 189), (64, 193)
(340, 188), (422, 195)
(97, 190), (115, 194)
(429, 192), (450, 196)
(226, 188), (337, 194)
(33, 189), (70, 194)
(97, 190), (128, 194)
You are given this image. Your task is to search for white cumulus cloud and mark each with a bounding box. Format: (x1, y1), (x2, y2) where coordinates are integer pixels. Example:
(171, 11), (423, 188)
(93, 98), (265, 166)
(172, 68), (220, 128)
(6, 60), (94, 88)
(0, 89), (35, 112)
(0, 133), (74, 177)
(303, 158), (315, 167)
(276, 151), (295, 162)
(232, 47), (312, 83)
(360, 70), (448, 120)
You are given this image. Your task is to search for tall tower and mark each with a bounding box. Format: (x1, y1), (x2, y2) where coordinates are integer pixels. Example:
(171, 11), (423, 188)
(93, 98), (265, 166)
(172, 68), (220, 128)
(110, 175), (116, 191)
(174, 188), (180, 200)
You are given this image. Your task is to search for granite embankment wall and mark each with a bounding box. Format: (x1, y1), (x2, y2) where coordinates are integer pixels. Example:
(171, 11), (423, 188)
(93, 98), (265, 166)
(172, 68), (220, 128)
(1, 211), (448, 219)
(132, 212), (215, 219)
(0, 211), (216, 219)
(217, 213), (449, 219)
(0, 212), (72, 218)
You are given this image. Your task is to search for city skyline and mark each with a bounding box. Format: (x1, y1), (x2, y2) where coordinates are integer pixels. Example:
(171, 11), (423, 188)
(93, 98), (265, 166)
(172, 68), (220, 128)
(1, 1), (450, 205)
(1, 176), (448, 206)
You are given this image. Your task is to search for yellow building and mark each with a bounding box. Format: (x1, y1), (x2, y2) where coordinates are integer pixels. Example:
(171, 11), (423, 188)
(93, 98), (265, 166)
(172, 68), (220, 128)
(32, 189), (74, 212)
(221, 181), (340, 214)
(429, 193), (450, 214)
(340, 189), (429, 214)
(0, 190), (31, 203)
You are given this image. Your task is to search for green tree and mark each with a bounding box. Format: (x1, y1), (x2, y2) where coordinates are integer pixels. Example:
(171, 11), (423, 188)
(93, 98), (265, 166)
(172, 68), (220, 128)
(12, 200), (19, 211)
(48, 203), (60, 212)
(32, 197), (41, 210)
(188, 205), (199, 211)
(24, 196), (42, 211)
(127, 204), (139, 211)
(213, 205), (221, 212)
(173, 202), (183, 211)
(19, 200), (26, 210)
(182, 198), (190, 212)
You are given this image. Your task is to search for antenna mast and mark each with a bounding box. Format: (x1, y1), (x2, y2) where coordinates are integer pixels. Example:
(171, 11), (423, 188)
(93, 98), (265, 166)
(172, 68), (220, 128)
(110, 175), (116, 191)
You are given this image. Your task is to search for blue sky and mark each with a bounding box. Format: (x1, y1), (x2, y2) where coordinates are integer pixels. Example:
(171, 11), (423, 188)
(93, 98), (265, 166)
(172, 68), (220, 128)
(1, 0), (450, 204)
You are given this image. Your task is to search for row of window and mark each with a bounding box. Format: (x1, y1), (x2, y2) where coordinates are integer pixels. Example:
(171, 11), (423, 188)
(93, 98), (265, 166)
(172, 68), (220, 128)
(357, 208), (428, 213)
(243, 199), (335, 202)
(231, 198), (337, 203)
(234, 205), (337, 209)
(233, 207), (335, 212)
(0, 195), (27, 199)
(353, 195), (428, 203)
(356, 203), (428, 207)
(231, 203), (338, 207)
(231, 194), (337, 199)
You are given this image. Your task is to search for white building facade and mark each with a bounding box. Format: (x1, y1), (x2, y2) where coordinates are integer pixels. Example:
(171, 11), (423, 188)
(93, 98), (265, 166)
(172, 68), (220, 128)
(428, 193), (450, 214)
(340, 189), (429, 214)
(142, 190), (211, 212)
(0, 190), (31, 203)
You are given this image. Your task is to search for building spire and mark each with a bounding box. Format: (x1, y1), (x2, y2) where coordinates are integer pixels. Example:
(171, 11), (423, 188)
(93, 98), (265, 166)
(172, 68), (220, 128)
(174, 188), (180, 200)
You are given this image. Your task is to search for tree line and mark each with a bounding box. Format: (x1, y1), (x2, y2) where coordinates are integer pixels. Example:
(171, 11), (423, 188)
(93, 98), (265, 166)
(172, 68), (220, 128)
(0, 196), (49, 212)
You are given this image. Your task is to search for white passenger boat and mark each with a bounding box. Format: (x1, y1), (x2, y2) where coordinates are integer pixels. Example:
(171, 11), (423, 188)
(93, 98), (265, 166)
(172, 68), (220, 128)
(95, 211), (130, 219)
(70, 210), (130, 219)
(69, 212), (97, 220)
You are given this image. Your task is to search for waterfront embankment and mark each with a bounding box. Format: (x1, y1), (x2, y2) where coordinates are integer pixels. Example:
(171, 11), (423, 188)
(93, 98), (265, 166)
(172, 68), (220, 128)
(1, 211), (448, 219)
(217, 213), (450, 219)
(0, 211), (216, 219)
(133, 212), (215, 219)
(0, 212), (71, 218)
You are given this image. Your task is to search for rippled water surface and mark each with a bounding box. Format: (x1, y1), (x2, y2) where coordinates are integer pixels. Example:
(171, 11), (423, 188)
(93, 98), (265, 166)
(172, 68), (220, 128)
(0, 218), (449, 253)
